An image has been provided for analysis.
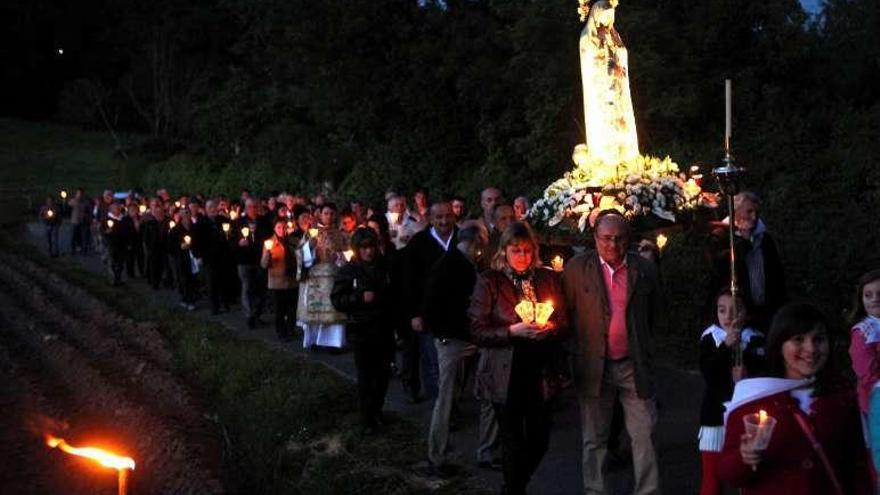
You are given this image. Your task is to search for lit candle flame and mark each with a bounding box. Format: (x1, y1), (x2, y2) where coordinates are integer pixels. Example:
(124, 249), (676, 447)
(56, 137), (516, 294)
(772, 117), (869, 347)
(286, 221), (294, 230)
(168, 220), (176, 230)
(656, 234), (668, 251)
(47, 209), (55, 218)
(138, 205), (147, 214)
(308, 228), (319, 238)
(229, 210), (239, 220)
(264, 239), (274, 251)
(343, 249), (354, 262)
(551, 255), (564, 272)
(241, 227), (250, 238)
(221, 223), (230, 233)
(60, 190), (68, 199)
(183, 235), (192, 245)
(174, 201), (181, 208)
(106, 219), (114, 229)
(758, 409), (768, 424)
(45, 434), (135, 471)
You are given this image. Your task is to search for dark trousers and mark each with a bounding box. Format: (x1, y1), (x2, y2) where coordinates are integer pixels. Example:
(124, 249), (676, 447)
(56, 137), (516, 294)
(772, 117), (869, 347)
(398, 326), (421, 399)
(71, 222), (89, 254)
(177, 256), (197, 304)
(351, 329), (394, 428)
(271, 288), (295, 337)
(494, 364), (550, 495)
(46, 224), (60, 257)
(126, 241), (144, 278)
(146, 251), (165, 289)
(108, 247), (125, 285)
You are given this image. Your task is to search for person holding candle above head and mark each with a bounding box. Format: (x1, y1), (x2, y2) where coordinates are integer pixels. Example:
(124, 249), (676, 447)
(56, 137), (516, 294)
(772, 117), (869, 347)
(331, 227), (395, 433)
(562, 210), (662, 495)
(469, 221), (568, 495)
(718, 302), (871, 495)
(697, 290), (765, 495)
(847, 269), (880, 474)
(261, 218), (296, 342)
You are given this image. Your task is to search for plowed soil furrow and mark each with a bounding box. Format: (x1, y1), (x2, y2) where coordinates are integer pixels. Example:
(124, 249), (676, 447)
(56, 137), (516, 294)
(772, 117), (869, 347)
(0, 252), (174, 368)
(0, 252), (225, 494)
(0, 262), (199, 425)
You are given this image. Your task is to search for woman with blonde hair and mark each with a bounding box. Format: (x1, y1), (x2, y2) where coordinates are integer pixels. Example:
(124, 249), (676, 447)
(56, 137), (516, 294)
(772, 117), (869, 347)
(469, 221), (568, 495)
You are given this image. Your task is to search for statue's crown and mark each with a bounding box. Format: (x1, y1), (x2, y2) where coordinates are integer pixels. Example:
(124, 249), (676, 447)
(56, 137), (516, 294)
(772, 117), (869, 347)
(577, 0), (591, 22)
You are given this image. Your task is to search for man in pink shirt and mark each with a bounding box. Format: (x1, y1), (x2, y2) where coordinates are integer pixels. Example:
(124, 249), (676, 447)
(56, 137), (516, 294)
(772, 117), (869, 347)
(563, 212), (662, 495)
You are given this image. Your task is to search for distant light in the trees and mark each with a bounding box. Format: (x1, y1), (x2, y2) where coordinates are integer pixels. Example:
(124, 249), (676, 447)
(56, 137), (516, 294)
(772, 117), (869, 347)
(57, 48), (64, 55)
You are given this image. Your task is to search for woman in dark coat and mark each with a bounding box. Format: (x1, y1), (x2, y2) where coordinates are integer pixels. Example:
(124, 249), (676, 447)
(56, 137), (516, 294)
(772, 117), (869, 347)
(468, 222), (568, 495)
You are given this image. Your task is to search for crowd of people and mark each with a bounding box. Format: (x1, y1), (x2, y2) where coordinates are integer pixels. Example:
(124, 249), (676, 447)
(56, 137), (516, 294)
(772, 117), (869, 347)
(37, 186), (880, 494)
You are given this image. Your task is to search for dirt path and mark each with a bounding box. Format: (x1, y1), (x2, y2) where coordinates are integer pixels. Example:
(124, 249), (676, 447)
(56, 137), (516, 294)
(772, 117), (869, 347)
(0, 250), (225, 494)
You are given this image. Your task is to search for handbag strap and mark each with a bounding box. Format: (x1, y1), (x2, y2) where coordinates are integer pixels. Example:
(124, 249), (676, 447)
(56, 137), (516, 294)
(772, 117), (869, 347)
(791, 409), (845, 495)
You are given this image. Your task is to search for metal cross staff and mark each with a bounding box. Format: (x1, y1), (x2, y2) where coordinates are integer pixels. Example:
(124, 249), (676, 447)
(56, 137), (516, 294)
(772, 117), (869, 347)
(713, 78), (746, 366)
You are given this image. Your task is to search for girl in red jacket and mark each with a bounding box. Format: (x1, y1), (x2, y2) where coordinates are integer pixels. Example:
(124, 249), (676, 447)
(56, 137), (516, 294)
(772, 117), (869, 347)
(718, 302), (871, 495)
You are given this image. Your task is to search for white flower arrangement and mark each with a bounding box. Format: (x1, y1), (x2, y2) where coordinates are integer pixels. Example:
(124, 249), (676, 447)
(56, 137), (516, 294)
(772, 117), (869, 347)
(527, 153), (702, 233)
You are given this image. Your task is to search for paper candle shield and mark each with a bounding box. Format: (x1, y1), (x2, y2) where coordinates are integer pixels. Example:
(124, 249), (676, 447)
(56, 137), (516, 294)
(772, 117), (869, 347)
(514, 300), (536, 324)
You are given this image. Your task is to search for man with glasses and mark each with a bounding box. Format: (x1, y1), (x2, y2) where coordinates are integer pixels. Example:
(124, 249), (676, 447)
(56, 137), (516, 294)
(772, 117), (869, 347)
(563, 211), (662, 495)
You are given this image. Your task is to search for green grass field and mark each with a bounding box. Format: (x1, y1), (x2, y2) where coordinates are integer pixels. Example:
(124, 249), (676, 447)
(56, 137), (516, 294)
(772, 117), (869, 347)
(0, 118), (148, 226)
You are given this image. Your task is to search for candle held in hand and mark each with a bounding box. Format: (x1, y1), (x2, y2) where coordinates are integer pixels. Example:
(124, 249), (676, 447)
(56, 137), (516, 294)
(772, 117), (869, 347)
(534, 301), (555, 327)
(241, 227), (250, 238)
(308, 228), (319, 238)
(183, 235), (191, 245)
(343, 249), (354, 262)
(656, 234), (668, 251)
(514, 300), (536, 324)
(60, 190), (68, 199)
(222, 223), (230, 233)
(551, 255), (564, 272)
(139, 205), (147, 214)
(264, 239), (274, 251)
(106, 219), (114, 229)
(46, 209), (54, 218)
(168, 220), (176, 230)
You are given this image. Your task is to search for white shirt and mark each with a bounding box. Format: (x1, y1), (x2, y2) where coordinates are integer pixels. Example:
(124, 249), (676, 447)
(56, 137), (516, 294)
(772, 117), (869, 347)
(430, 226), (453, 252)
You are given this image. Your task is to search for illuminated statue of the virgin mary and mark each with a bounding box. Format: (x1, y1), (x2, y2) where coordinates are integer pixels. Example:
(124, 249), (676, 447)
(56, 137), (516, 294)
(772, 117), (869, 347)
(578, 0), (639, 168)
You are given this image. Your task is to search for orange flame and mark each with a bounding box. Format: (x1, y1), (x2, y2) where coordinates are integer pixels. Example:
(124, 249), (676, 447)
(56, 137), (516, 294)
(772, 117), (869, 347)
(45, 435), (135, 471)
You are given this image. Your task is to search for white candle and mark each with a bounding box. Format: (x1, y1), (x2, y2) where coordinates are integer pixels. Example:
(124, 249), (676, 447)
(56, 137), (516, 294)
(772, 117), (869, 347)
(725, 79), (732, 143)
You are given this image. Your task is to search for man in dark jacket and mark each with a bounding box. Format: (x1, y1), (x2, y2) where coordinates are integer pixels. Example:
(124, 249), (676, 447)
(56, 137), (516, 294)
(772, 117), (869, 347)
(331, 228), (395, 433)
(424, 225), (496, 470)
(707, 191), (786, 331)
(403, 201), (459, 401)
(102, 203), (132, 286)
(234, 198), (272, 328)
(142, 204), (169, 290)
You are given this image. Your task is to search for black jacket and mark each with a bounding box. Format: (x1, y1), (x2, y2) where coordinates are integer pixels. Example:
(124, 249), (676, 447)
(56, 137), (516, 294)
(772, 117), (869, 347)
(331, 257), (393, 336)
(402, 226), (458, 320)
(232, 214), (272, 265)
(698, 329), (766, 426)
(423, 247), (478, 341)
(707, 228), (786, 331)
